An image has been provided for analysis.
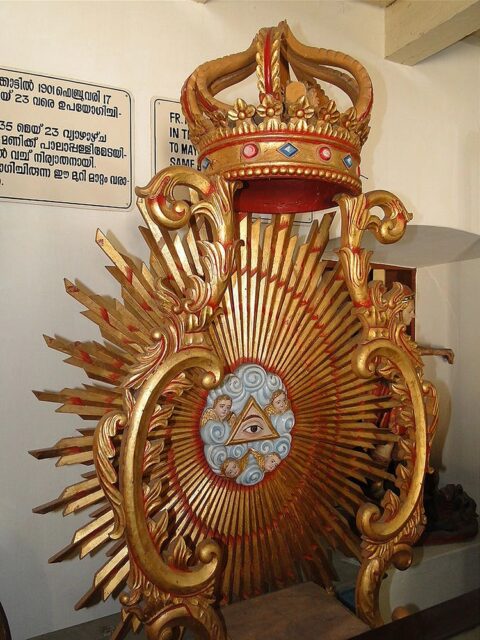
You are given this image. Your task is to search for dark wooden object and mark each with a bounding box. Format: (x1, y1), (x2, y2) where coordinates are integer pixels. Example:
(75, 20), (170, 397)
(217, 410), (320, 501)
(222, 582), (369, 640)
(0, 603), (11, 640)
(351, 588), (480, 640)
(28, 587), (479, 640)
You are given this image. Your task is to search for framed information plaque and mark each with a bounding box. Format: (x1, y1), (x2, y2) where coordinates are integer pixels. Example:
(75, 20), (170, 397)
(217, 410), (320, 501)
(0, 68), (133, 209)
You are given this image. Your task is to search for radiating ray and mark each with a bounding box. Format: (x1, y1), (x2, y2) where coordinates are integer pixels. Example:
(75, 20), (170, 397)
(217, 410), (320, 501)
(75, 546), (129, 609)
(34, 207), (395, 629)
(48, 510), (114, 562)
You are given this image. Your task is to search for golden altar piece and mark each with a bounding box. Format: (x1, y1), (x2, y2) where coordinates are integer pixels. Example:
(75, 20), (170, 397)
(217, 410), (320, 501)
(32, 22), (439, 639)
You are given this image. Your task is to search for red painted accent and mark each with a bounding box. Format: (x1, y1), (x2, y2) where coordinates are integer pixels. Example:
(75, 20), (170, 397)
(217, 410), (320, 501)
(358, 89), (374, 123)
(242, 143), (259, 159)
(196, 87), (216, 114)
(66, 284), (80, 294)
(149, 176), (171, 209)
(125, 266), (133, 284)
(99, 307), (110, 324)
(180, 77), (194, 122)
(353, 298), (373, 308)
(79, 350), (93, 364)
(319, 146), (332, 161)
(234, 178), (349, 214)
(140, 300), (153, 312)
(68, 397), (84, 406)
(159, 175), (171, 192)
(264, 30), (273, 95)
(148, 195), (164, 217)
(153, 194), (166, 208)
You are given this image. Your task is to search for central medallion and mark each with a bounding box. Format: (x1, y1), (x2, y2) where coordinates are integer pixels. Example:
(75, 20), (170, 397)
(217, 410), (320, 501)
(200, 364), (295, 485)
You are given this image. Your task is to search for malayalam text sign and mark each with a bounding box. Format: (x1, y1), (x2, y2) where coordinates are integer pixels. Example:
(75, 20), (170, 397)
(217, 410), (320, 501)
(0, 68), (133, 209)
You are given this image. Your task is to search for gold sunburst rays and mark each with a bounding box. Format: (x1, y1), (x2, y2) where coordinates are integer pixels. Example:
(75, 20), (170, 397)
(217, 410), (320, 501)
(33, 207), (395, 632)
(150, 390), (308, 599)
(154, 212), (397, 601)
(31, 226), (197, 637)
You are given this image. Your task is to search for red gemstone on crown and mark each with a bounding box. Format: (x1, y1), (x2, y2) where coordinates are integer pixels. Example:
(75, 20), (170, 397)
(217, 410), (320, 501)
(319, 147), (332, 161)
(242, 143), (259, 159)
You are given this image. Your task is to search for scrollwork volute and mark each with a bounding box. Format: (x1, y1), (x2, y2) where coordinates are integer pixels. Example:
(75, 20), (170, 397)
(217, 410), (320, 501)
(91, 168), (236, 639)
(92, 410), (127, 540)
(136, 168), (240, 334)
(336, 190), (438, 626)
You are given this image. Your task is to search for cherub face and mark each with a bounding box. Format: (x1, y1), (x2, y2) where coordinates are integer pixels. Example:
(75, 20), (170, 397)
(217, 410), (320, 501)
(224, 460), (240, 478)
(214, 398), (232, 421)
(272, 392), (287, 413)
(401, 299), (415, 326)
(264, 454), (280, 472)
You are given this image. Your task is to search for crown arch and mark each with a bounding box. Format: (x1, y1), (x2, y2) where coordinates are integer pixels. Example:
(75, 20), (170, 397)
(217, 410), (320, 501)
(180, 22), (373, 214)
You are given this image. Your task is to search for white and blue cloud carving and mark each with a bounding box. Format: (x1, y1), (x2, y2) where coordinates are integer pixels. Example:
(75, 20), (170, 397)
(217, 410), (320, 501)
(200, 364), (295, 486)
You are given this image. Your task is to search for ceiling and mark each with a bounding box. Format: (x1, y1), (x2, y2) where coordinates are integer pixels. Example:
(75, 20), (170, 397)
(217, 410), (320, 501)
(193, 0), (480, 65)
(362, 0), (480, 64)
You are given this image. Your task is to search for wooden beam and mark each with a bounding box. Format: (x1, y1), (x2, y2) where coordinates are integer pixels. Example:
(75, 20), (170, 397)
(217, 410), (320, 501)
(467, 28), (480, 42)
(385, 0), (480, 65)
(360, 0), (396, 7)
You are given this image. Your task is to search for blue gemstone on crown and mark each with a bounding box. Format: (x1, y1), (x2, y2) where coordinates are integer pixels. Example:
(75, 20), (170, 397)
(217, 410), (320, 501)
(343, 154), (353, 168)
(201, 157), (211, 170)
(278, 142), (299, 158)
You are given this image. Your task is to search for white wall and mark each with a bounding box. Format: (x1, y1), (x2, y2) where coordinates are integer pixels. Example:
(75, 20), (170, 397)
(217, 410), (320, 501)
(0, 1), (478, 638)
(416, 258), (480, 498)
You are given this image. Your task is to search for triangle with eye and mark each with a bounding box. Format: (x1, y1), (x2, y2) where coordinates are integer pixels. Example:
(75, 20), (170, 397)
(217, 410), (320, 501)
(225, 396), (279, 445)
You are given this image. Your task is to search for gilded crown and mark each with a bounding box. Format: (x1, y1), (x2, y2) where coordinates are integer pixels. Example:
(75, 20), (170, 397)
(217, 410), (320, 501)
(181, 22), (373, 213)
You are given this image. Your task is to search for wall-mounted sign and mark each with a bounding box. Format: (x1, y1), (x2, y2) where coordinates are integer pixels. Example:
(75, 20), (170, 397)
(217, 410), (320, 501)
(0, 68), (132, 209)
(152, 98), (197, 175)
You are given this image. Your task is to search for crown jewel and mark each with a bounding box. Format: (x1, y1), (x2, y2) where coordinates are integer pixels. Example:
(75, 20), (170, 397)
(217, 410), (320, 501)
(181, 22), (373, 213)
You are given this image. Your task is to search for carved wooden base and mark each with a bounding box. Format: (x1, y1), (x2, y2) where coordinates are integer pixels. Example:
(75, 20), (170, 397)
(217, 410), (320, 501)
(222, 583), (368, 640)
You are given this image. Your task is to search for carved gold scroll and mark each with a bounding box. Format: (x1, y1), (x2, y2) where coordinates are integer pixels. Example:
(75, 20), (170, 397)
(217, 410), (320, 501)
(89, 180), (437, 635)
(92, 167), (239, 640)
(336, 190), (438, 626)
(32, 175), (438, 638)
